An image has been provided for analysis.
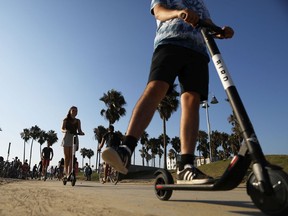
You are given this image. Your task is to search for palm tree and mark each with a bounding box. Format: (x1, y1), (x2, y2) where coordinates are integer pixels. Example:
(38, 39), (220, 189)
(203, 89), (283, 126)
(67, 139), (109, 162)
(144, 138), (153, 166)
(86, 149), (95, 166)
(20, 128), (30, 163)
(46, 130), (58, 145)
(171, 136), (181, 154)
(170, 136), (181, 166)
(219, 132), (230, 159)
(149, 138), (159, 167)
(210, 130), (222, 161)
(228, 133), (241, 156)
(157, 84), (179, 169)
(38, 130), (48, 158)
(100, 89), (127, 126)
(140, 131), (149, 166)
(147, 137), (162, 167)
(144, 152), (152, 166)
(139, 148), (149, 166)
(168, 148), (177, 169)
(29, 125), (41, 168)
(157, 146), (164, 168)
(159, 134), (170, 167)
(80, 148), (88, 167)
(197, 130), (209, 162)
(228, 113), (243, 150)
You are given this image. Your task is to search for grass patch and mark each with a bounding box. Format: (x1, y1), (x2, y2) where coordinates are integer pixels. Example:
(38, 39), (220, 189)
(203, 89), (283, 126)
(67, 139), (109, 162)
(77, 172), (100, 181)
(265, 155), (288, 173)
(197, 154), (288, 181)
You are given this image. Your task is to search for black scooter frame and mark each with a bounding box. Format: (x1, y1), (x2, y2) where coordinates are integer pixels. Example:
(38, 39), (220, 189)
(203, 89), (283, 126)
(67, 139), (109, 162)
(151, 19), (288, 215)
(154, 22), (280, 193)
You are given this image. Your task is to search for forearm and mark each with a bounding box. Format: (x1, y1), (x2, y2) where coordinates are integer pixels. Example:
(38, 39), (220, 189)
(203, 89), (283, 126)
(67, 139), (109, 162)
(153, 4), (183, 21)
(98, 140), (104, 150)
(153, 4), (201, 27)
(77, 120), (84, 135)
(61, 120), (67, 133)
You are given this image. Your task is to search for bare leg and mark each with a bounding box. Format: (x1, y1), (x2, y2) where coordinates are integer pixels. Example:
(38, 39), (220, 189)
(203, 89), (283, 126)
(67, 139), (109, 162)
(126, 80), (169, 139)
(63, 147), (72, 175)
(104, 163), (109, 182)
(102, 81), (170, 174)
(180, 91), (200, 154)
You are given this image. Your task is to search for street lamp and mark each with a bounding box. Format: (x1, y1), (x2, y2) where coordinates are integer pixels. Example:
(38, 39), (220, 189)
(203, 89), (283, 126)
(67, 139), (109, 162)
(202, 95), (218, 163)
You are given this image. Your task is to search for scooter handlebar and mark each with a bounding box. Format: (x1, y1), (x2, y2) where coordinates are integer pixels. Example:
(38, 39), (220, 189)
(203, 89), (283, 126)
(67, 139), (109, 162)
(71, 132), (84, 136)
(180, 13), (225, 36)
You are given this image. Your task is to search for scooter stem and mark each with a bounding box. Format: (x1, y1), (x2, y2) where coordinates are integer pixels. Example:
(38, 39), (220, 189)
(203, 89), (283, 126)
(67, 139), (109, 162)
(200, 27), (273, 194)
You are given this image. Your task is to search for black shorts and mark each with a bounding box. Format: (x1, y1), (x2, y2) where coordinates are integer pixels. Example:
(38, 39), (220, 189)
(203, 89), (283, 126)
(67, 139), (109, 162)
(148, 44), (209, 101)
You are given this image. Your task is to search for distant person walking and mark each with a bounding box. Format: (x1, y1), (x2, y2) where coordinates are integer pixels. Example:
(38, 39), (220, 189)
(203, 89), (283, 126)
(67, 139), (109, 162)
(84, 163), (92, 181)
(41, 140), (54, 179)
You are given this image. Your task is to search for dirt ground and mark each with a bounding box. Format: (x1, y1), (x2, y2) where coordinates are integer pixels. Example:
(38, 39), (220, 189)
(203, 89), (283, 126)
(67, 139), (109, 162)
(0, 177), (261, 216)
(0, 178), (154, 216)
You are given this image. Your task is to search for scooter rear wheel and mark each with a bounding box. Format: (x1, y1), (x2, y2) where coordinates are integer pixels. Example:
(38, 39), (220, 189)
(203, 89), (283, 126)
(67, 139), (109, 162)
(154, 172), (174, 201)
(247, 169), (288, 216)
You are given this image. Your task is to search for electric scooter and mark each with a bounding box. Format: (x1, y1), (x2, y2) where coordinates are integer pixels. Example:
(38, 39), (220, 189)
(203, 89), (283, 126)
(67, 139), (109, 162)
(154, 18), (288, 216)
(63, 135), (80, 187)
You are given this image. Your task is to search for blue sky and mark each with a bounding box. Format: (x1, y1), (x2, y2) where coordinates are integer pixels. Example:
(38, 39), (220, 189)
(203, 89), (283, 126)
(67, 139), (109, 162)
(0, 1), (287, 168)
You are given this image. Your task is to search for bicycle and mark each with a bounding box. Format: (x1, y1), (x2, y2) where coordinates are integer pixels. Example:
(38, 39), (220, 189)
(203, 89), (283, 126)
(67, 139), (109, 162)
(98, 162), (119, 185)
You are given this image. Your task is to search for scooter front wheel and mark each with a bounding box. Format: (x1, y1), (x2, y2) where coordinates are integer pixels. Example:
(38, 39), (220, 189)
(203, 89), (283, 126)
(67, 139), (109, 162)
(247, 169), (288, 216)
(62, 177), (67, 185)
(71, 174), (76, 186)
(154, 170), (174, 201)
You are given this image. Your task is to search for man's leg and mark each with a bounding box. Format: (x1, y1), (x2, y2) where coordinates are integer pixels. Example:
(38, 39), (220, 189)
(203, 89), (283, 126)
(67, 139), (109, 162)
(126, 80), (169, 139)
(102, 81), (169, 174)
(42, 160), (46, 176)
(180, 91), (200, 157)
(103, 163), (109, 183)
(177, 91), (213, 184)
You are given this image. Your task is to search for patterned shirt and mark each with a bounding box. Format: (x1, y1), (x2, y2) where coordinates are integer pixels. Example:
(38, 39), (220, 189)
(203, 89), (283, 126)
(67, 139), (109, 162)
(150, 0), (210, 58)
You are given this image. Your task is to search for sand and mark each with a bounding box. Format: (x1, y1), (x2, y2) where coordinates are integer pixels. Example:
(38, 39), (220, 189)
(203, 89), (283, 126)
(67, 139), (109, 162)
(0, 178), (148, 216)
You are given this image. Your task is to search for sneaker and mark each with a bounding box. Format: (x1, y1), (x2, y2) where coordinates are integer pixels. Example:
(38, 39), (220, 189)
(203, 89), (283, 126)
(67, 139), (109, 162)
(62, 176), (67, 181)
(177, 164), (214, 185)
(102, 146), (131, 175)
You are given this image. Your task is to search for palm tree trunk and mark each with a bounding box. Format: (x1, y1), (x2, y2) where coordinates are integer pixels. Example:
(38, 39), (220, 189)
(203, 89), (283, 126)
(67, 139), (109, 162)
(95, 143), (99, 171)
(29, 140), (34, 168)
(142, 148), (145, 166)
(39, 144), (42, 160)
(23, 141), (26, 163)
(163, 118), (167, 169)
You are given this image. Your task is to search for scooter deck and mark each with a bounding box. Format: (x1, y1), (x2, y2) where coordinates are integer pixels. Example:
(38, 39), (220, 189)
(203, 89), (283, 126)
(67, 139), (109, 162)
(155, 182), (216, 191)
(155, 154), (251, 192)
